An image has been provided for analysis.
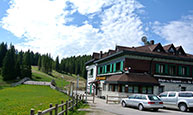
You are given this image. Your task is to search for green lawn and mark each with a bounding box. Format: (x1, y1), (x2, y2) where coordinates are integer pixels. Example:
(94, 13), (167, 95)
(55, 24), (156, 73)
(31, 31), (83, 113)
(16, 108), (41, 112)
(0, 85), (70, 115)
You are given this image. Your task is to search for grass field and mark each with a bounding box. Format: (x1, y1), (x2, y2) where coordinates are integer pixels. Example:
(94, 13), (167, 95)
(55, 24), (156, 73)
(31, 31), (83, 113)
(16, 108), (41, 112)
(0, 85), (69, 115)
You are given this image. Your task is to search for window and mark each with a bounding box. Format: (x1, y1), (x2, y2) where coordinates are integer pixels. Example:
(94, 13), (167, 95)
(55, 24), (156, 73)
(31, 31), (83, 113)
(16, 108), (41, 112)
(116, 62), (121, 71)
(159, 93), (167, 97)
(181, 87), (186, 91)
(159, 64), (164, 73)
(129, 95), (135, 99)
(89, 69), (93, 77)
(135, 95), (142, 99)
(115, 85), (118, 92)
(107, 65), (110, 73)
(141, 95), (147, 100)
(108, 84), (112, 91)
(169, 93), (176, 97)
(134, 86), (139, 93)
(159, 86), (164, 94)
(182, 67), (186, 75)
(142, 87), (147, 94)
(128, 86), (133, 93)
(147, 87), (153, 94)
(179, 93), (193, 97)
(122, 85), (125, 92)
(103, 84), (106, 91)
(148, 95), (160, 101)
(169, 65), (176, 75)
(156, 64), (167, 74)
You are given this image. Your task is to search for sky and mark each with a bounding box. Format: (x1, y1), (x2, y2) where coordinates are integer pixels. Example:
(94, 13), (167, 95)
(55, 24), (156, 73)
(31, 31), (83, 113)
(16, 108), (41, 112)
(0, 0), (193, 58)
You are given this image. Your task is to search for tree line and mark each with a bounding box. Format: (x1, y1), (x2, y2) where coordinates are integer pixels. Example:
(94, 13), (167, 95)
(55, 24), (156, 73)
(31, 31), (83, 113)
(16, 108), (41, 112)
(0, 42), (91, 80)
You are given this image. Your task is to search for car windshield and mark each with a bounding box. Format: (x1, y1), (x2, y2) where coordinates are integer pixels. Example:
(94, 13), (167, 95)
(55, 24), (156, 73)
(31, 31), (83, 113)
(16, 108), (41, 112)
(148, 95), (160, 101)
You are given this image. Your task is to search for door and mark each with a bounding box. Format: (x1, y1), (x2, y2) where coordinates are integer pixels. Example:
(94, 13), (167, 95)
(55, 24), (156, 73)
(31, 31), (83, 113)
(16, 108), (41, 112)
(127, 95), (136, 106)
(167, 92), (177, 108)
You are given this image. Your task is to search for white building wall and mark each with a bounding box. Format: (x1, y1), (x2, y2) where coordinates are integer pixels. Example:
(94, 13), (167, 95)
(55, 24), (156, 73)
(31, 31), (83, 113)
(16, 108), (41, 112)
(86, 64), (97, 93)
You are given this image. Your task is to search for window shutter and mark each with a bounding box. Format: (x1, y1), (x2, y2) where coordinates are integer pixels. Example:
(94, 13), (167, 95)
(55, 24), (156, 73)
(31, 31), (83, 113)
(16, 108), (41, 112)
(120, 61), (124, 71)
(178, 66), (182, 75)
(155, 64), (159, 73)
(165, 64), (168, 74)
(98, 67), (100, 74)
(187, 67), (190, 76)
(105, 65), (107, 73)
(113, 63), (116, 72)
(110, 64), (112, 73)
(102, 66), (104, 74)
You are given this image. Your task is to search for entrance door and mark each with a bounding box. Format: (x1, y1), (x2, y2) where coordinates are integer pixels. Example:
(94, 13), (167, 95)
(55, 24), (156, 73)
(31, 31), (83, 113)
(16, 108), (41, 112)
(90, 85), (92, 94)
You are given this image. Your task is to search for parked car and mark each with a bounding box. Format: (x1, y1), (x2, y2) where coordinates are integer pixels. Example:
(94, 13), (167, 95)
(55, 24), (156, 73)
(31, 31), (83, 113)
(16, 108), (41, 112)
(121, 94), (163, 111)
(159, 91), (193, 112)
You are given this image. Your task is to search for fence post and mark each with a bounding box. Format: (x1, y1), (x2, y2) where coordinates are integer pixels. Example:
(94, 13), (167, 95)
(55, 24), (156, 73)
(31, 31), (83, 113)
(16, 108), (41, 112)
(50, 103), (53, 115)
(61, 101), (64, 115)
(76, 95), (78, 107)
(106, 95), (108, 104)
(55, 104), (58, 115)
(72, 97), (74, 111)
(30, 108), (35, 115)
(38, 110), (42, 115)
(65, 101), (68, 115)
(68, 99), (71, 110)
(93, 94), (95, 103)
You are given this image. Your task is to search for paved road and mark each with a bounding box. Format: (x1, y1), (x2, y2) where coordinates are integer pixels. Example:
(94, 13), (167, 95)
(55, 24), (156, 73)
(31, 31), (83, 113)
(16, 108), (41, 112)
(85, 96), (193, 115)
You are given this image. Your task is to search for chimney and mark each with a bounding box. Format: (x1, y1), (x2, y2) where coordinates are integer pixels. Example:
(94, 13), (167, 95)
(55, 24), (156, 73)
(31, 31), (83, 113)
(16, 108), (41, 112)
(150, 40), (154, 45)
(99, 51), (103, 59)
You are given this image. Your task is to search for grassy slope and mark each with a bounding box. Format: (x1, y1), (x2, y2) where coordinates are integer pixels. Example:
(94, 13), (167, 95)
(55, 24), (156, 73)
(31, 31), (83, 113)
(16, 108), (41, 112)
(0, 85), (69, 115)
(32, 66), (86, 90)
(32, 66), (69, 89)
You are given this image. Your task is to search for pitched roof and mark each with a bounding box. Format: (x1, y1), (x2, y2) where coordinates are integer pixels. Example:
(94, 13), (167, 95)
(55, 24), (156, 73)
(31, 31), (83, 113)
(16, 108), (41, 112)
(105, 73), (159, 85)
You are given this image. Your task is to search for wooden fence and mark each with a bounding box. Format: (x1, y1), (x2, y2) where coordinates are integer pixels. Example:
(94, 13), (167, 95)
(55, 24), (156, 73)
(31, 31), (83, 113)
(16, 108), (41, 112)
(30, 94), (85, 115)
(106, 95), (127, 104)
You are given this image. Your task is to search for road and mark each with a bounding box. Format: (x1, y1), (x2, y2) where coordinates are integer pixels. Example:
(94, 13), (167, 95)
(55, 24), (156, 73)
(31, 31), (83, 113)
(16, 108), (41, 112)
(84, 96), (193, 115)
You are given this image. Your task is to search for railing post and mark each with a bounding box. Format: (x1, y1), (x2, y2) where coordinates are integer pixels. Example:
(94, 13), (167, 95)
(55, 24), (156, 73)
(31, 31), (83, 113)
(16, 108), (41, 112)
(106, 95), (108, 104)
(50, 103), (53, 115)
(65, 101), (68, 115)
(61, 101), (64, 115)
(55, 104), (58, 115)
(30, 108), (35, 115)
(38, 110), (42, 115)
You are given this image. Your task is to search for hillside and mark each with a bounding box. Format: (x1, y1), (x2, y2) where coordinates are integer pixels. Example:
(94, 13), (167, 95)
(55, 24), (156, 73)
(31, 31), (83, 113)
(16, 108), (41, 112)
(32, 66), (86, 90)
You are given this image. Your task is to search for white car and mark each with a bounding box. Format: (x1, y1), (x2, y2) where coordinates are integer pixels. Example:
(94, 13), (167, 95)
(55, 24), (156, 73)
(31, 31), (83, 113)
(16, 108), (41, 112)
(121, 94), (163, 111)
(159, 91), (193, 112)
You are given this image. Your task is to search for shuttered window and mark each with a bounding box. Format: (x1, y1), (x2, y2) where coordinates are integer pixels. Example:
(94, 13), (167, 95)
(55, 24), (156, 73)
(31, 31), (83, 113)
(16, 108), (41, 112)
(120, 61), (124, 71)
(110, 64), (112, 73)
(113, 63), (116, 72)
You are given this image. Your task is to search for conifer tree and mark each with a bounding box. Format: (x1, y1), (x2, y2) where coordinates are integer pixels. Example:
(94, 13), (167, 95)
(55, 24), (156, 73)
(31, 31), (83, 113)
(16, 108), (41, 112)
(0, 42), (7, 67)
(21, 50), (31, 78)
(55, 56), (60, 72)
(2, 45), (16, 80)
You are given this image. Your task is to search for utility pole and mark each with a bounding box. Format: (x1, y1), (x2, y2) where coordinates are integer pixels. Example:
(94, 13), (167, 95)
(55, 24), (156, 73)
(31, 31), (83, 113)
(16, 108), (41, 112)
(76, 75), (79, 95)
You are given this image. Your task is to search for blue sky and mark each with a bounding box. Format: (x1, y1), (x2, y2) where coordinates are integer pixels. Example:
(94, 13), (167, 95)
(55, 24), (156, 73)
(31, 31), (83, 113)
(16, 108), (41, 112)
(0, 0), (193, 58)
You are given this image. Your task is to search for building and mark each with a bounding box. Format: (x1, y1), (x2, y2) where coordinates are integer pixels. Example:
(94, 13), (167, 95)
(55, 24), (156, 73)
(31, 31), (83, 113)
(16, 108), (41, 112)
(85, 41), (193, 97)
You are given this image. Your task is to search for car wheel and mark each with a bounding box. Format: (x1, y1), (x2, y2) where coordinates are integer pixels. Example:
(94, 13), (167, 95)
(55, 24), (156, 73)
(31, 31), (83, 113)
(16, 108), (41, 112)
(179, 103), (187, 112)
(153, 108), (159, 111)
(122, 101), (126, 107)
(138, 104), (144, 111)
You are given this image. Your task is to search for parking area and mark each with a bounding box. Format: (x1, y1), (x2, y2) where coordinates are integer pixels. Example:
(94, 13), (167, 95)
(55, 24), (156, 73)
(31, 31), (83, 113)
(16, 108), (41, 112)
(85, 96), (193, 115)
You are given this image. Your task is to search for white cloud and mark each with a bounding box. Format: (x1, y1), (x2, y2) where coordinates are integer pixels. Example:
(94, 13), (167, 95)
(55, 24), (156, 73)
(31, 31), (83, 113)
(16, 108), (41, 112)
(153, 15), (193, 53)
(1, 0), (144, 58)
